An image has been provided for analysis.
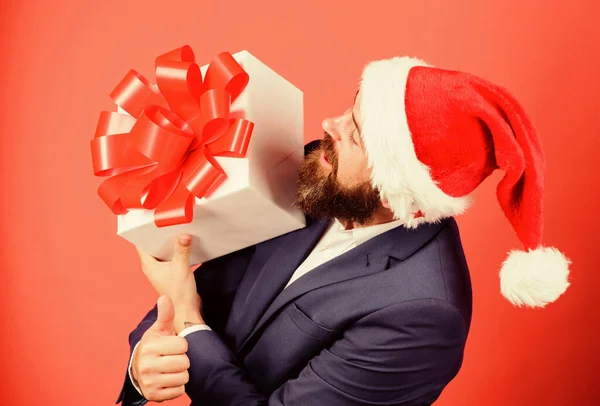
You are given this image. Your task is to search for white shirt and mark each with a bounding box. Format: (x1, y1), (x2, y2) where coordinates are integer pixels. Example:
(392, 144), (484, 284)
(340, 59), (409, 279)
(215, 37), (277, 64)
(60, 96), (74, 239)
(129, 217), (405, 396)
(285, 217), (405, 287)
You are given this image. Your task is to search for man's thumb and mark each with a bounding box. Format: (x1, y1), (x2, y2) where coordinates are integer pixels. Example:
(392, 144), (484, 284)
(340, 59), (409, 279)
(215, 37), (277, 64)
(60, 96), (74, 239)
(172, 234), (192, 265)
(151, 296), (175, 334)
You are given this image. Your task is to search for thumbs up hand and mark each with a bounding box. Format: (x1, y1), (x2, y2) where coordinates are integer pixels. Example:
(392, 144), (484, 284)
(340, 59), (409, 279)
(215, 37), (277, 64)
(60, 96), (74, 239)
(132, 296), (190, 402)
(136, 234), (203, 330)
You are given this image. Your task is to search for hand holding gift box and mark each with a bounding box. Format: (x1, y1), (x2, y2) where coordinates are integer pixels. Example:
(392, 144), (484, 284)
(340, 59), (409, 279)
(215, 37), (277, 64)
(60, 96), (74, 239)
(91, 46), (305, 265)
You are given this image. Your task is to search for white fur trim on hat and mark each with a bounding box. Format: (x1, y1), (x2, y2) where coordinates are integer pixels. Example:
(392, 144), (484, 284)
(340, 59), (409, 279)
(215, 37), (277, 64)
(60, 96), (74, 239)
(500, 246), (571, 308)
(359, 57), (471, 228)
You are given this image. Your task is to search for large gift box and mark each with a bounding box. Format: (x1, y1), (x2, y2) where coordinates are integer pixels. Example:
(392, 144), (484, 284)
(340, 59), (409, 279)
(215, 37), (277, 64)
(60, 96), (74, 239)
(91, 47), (306, 265)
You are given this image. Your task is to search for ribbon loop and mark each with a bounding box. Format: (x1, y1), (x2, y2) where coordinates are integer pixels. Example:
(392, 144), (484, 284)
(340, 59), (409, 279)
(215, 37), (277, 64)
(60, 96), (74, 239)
(182, 148), (227, 198)
(92, 112), (152, 176)
(156, 60), (203, 122)
(208, 119), (254, 157)
(109, 70), (165, 118)
(156, 45), (195, 64)
(205, 52), (249, 99)
(198, 89), (231, 144)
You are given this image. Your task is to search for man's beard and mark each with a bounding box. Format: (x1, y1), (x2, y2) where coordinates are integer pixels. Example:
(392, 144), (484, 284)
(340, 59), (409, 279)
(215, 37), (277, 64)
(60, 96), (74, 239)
(295, 134), (381, 226)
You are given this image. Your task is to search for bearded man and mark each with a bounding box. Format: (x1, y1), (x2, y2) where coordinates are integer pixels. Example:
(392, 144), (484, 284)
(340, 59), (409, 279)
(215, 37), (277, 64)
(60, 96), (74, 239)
(117, 56), (570, 406)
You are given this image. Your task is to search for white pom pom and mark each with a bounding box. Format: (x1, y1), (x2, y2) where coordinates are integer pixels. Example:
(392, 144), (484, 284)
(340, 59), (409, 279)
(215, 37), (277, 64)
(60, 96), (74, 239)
(499, 246), (571, 308)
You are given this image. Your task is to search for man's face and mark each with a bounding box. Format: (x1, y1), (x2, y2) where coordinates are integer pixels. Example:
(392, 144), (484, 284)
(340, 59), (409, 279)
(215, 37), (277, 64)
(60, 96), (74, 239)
(296, 91), (381, 225)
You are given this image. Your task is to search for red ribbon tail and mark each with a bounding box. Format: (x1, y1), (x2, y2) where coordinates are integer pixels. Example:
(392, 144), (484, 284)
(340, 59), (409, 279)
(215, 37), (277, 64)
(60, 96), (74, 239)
(153, 184), (195, 227)
(183, 149), (227, 198)
(209, 118), (254, 157)
(143, 168), (184, 209)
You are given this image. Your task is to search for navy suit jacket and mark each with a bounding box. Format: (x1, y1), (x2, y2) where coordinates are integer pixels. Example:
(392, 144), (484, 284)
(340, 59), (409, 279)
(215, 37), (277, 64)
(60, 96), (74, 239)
(117, 142), (473, 406)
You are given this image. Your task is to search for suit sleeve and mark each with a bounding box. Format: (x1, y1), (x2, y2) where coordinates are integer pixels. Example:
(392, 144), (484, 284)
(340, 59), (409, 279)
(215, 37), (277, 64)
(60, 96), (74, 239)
(184, 298), (468, 406)
(116, 245), (256, 405)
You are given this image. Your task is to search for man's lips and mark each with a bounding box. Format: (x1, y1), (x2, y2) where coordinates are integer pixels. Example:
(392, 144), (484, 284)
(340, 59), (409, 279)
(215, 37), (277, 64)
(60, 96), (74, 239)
(320, 150), (333, 168)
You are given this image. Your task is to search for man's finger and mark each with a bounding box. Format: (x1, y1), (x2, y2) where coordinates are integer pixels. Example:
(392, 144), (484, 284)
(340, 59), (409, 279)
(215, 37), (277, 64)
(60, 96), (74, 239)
(171, 234), (192, 265)
(147, 385), (186, 402)
(144, 335), (188, 355)
(155, 354), (190, 373)
(157, 370), (190, 388)
(150, 296), (176, 335)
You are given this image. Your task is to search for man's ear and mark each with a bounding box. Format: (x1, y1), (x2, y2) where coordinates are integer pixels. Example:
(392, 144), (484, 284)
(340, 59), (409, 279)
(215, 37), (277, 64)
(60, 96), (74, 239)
(381, 197), (391, 209)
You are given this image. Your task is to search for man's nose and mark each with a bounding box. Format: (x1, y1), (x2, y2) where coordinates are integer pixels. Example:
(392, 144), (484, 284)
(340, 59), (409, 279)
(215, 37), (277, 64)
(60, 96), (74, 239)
(322, 118), (342, 141)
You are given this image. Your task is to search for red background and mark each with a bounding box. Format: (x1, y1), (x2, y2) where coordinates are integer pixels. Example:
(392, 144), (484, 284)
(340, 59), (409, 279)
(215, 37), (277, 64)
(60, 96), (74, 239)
(1, 0), (598, 404)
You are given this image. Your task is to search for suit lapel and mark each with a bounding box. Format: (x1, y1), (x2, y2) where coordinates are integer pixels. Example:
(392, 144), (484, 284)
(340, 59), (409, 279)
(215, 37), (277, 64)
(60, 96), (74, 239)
(232, 218), (329, 349)
(239, 234), (392, 354)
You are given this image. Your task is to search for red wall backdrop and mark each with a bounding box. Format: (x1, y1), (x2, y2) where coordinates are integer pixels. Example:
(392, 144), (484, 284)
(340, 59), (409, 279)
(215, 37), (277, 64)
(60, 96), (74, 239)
(1, 0), (598, 404)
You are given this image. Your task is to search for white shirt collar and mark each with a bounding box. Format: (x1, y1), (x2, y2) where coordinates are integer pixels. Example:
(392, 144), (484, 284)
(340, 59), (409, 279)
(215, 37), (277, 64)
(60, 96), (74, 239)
(332, 217), (405, 246)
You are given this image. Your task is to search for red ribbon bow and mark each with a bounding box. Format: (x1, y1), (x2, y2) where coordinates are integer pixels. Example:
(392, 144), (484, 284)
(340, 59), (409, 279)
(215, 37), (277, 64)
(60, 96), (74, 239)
(91, 46), (254, 227)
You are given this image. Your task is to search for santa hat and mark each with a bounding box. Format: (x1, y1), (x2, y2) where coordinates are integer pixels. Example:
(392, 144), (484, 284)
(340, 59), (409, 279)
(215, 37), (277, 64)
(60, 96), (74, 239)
(359, 56), (570, 308)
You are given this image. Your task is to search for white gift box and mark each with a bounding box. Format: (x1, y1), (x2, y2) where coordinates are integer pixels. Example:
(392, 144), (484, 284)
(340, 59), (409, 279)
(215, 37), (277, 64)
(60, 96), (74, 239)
(116, 50), (306, 265)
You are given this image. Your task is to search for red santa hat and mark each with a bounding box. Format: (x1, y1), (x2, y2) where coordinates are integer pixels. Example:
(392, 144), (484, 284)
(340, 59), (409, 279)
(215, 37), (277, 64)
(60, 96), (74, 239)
(359, 56), (571, 308)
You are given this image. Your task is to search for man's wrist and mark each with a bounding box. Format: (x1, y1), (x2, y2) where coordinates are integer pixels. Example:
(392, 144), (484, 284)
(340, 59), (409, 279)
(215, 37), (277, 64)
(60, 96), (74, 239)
(174, 305), (205, 335)
(171, 292), (201, 309)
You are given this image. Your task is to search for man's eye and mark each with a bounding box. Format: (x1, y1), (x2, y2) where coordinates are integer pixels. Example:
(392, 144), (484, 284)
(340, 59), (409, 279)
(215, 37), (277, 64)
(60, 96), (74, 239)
(348, 131), (357, 145)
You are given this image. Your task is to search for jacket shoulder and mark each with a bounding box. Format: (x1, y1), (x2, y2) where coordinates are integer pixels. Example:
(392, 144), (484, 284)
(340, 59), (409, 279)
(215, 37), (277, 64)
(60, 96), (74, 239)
(386, 219), (472, 325)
